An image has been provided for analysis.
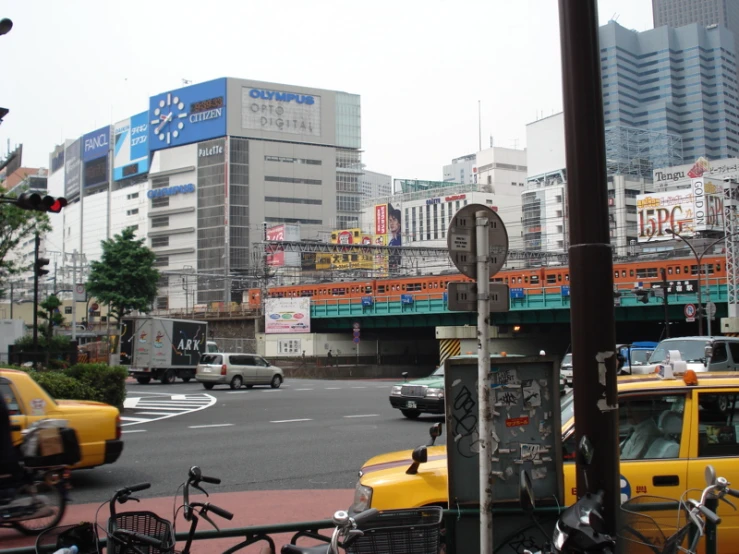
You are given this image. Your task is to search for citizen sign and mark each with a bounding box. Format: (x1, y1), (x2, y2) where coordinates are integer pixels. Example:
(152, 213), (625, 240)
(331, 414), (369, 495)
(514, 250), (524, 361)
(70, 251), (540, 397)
(147, 183), (195, 199)
(248, 89), (315, 105)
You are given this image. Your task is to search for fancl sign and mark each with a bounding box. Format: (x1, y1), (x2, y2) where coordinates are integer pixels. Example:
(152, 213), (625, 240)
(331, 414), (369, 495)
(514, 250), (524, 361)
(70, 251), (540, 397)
(147, 183), (195, 199)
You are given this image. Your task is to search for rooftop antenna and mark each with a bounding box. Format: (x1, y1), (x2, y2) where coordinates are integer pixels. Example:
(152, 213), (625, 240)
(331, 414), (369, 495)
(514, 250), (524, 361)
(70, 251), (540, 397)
(611, 12), (620, 23)
(478, 100), (482, 152)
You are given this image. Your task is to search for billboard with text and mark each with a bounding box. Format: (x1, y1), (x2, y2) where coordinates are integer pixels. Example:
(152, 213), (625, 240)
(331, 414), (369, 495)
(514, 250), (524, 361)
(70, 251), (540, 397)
(265, 297), (310, 334)
(114, 111), (150, 180)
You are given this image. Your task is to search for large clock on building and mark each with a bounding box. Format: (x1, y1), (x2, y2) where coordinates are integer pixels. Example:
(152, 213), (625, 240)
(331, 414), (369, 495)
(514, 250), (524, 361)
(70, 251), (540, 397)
(151, 92), (188, 145)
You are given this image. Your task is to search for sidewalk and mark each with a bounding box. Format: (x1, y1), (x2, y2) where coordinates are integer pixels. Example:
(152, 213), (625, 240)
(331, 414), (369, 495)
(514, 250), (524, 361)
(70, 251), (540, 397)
(0, 488), (353, 553)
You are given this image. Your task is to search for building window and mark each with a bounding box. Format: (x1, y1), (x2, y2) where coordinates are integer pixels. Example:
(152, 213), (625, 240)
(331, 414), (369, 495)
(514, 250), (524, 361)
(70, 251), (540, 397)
(126, 208), (139, 216)
(127, 192), (139, 200)
(156, 296), (169, 310)
(151, 176), (169, 189)
(264, 156), (321, 166)
(265, 196), (323, 206)
(151, 216), (169, 228)
(153, 257), (169, 267)
(337, 195), (361, 212)
(265, 217), (323, 225)
(264, 176), (322, 185)
(151, 236), (170, 248)
(158, 275), (169, 287)
(151, 197), (169, 209)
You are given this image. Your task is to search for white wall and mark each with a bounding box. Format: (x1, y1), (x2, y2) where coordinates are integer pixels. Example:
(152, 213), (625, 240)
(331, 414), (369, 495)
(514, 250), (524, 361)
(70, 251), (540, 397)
(81, 192), (109, 263)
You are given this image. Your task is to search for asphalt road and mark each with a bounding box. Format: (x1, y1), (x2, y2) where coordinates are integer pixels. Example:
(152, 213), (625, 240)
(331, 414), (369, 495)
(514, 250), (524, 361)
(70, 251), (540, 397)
(68, 377), (446, 504)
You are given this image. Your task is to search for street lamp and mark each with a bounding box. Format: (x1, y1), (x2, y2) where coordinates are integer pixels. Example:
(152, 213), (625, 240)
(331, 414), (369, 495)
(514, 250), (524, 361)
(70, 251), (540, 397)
(666, 229), (732, 336)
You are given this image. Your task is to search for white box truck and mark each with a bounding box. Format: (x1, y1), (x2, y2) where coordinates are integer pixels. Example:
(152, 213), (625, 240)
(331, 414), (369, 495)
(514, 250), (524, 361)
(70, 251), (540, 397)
(119, 316), (219, 384)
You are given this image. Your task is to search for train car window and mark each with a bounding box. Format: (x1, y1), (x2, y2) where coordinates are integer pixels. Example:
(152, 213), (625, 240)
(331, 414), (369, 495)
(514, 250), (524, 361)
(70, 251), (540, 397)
(717, 263), (721, 272)
(366, 285), (373, 293)
(622, 270), (626, 278)
(684, 266), (689, 274)
(547, 275), (557, 284)
(378, 285), (386, 293)
(614, 271), (619, 279)
(668, 267), (673, 275)
(558, 274), (562, 282)
(402, 284), (407, 290)
(675, 267), (680, 275)
(423, 283), (427, 289)
(524, 276), (529, 283)
(707, 264), (714, 275)
(518, 277), (522, 284)
(636, 268), (658, 278)
(434, 283), (439, 288)
(530, 275), (539, 284)
(629, 269), (634, 277)
(565, 274), (570, 281)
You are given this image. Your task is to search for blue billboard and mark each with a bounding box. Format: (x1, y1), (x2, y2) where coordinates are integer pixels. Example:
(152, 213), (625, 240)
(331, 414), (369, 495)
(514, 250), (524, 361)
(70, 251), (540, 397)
(148, 78), (227, 151)
(113, 111), (150, 180)
(82, 125), (111, 162)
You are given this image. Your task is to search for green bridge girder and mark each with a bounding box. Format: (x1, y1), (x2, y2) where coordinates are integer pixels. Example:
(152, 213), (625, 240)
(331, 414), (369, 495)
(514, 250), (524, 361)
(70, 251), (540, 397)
(310, 284), (728, 329)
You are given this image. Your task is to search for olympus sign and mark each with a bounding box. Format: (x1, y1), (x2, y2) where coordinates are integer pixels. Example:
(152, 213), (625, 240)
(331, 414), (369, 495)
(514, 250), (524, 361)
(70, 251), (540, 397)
(248, 89), (315, 105)
(147, 183), (195, 199)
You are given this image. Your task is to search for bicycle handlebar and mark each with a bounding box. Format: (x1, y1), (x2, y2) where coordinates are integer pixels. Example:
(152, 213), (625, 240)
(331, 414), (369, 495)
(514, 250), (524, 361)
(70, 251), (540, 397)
(200, 475), (220, 485)
(124, 483), (151, 494)
(205, 503), (233, 520)
(113, 528), (165, 549)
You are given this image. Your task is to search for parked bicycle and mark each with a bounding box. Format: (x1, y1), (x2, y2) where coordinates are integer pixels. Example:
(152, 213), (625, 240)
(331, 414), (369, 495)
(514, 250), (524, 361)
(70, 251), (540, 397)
(618, 465), (738, 554)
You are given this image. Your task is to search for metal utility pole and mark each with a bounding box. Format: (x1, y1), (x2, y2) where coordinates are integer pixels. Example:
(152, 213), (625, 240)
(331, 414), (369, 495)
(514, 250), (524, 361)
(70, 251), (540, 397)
(661, 268), (670, 338)
(475, 210), (492, 553)
(558, 0), (620, 535)
(667, 229), (729, 336)
(32, 233), (40, 355)
(71, 250), (78, 342)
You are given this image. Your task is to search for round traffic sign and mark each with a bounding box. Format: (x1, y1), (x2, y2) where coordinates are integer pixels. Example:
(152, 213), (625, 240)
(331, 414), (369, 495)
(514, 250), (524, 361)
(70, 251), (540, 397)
(684, 304), (696, 318)
(353, 337), (360, 344)
(447, 203), (509, 279)
(75, 284), (85, 295)
(706, 301), (717, 317)
(353, 322), (360, 330)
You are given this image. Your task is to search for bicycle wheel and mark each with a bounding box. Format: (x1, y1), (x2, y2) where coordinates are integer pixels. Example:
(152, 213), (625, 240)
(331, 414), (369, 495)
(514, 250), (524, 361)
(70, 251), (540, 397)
(11, 482), (66, 536)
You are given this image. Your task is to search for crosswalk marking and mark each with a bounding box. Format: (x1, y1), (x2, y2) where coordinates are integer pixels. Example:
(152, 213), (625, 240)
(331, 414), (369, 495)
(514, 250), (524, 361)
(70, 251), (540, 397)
(121, 392), (216, 427)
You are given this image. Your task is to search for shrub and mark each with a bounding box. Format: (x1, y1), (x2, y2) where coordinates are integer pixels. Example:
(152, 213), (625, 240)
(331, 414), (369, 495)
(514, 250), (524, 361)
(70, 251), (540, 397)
(29, 370), (98, 401)
(63, 364), (128, 409)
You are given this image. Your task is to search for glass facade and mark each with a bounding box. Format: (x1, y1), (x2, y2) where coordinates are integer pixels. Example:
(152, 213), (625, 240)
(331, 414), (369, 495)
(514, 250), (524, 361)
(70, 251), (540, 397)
(196, 138), (226, 303)
(229, 137), (250, 276)
(335, 92), (361, 149)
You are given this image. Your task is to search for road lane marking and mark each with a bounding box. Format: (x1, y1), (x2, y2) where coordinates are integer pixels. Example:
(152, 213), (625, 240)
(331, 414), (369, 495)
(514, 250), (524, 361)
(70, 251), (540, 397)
(294, 388), (313, 391)
(120, 416), (149, 423)
(188, 424), (234, 429)
(270, 418), (312, 423)
(122, 393), (216, 427)
(123, 397), (141, 408)
(172, 394), (189, 400)
(343, 414), (380, 418)
(226, 391), (249, 394)
(351, 387), (366, 389)
(324, 387), (341, 390)
(122, 429), (147, 434)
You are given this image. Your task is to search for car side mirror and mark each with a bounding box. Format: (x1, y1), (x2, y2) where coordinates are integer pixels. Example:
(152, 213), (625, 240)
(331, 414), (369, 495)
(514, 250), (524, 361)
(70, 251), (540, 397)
(645, 350), (653, 359)
(401, 372), (409, 382)
(519, 470), (535, 513)
(705, 345), (713, 360)
(406, 446), (428, 475)
(428, 423), (443, 446)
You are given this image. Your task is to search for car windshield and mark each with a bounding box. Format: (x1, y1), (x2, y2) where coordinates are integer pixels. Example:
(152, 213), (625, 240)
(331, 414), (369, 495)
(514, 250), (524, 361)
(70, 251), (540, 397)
(200, 354), (222, 365)
(630, 350), (651, 365)
(649, 340), (709, 364)
(561, 389), (574, 423)
(561, 353), (572, 366)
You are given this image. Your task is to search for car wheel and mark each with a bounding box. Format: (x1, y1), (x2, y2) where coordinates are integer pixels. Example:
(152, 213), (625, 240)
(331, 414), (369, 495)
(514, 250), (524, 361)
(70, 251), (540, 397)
(271, 375), (283, 389)
(136, 377), (151, 385)
(401, 409), (421, 419)
(203, 383), (215, 390)
(160, 369), (176, 385)
(230, 375), (244, 390)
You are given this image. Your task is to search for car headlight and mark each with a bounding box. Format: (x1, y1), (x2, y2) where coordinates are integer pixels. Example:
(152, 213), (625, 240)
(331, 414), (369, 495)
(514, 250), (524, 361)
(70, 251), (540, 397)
(350, 482), (373, 513)
(552, 521), (568, 551)
(425, 388), (444, 399)
(390, 385), (402, 396)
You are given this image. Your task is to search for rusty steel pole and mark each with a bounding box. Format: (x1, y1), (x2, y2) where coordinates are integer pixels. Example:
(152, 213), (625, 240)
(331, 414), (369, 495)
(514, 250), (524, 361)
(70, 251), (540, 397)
(558, 0), (620, 535)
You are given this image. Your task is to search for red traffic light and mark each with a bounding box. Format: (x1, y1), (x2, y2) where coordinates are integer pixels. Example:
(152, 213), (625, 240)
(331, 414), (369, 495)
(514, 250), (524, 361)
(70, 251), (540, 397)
(49, 197), (68, 213)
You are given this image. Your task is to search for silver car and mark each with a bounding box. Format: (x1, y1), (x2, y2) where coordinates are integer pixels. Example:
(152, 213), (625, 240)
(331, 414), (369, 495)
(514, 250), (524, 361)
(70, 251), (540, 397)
(196, 353), (284, 390)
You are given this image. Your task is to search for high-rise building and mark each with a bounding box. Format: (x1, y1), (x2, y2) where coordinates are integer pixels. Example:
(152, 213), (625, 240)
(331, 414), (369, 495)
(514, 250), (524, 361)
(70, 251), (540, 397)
(600, 21), (739, 162)
(442, 153), (476, 184)
(653, 0), (739, 74)
(360, 170), (392, 199)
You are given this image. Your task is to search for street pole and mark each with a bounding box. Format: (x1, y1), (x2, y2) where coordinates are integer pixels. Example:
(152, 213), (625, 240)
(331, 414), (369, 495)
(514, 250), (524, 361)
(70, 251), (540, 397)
(706, 261), (712, 336)
(475, 210), (493, 552)
(661, 268), (670, 338)
(9, 281), (13, 319)
(71, 250), (78, 343)
(32, 233), (40, 356)
(559, 0), (620, 535)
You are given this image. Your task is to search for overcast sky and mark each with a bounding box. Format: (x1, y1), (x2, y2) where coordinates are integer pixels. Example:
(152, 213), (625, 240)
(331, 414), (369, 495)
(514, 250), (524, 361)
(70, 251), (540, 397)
(1, 0), (651, 181)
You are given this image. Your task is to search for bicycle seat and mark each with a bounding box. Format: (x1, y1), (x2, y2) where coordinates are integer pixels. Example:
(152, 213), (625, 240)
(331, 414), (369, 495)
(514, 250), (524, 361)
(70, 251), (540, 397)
(281, 544), (330, 554)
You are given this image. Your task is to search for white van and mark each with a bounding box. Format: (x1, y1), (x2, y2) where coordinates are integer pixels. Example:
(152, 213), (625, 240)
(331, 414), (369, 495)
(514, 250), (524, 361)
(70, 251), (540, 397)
(195, 353), (284, 390)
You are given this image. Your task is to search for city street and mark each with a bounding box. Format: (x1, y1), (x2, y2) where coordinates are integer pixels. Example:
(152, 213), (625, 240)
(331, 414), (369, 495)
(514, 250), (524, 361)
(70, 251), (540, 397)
(70, 377), (446, 504)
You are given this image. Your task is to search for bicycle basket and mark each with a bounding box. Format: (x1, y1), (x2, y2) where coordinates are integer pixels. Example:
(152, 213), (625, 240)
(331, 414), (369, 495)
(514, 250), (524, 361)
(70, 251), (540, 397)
(617, 495), (692, 554)
(35, 523), (98, 554)
(345, 507), (443, 554)
(107, 511), (175, 554)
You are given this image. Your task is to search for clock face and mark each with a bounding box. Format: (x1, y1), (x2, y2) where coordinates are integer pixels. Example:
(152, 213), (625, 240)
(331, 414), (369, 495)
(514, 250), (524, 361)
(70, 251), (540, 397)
(150, 92), (188, 144)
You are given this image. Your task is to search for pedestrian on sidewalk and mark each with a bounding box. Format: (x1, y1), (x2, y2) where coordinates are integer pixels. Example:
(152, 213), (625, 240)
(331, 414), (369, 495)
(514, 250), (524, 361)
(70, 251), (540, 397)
(327, 349), (334, 367)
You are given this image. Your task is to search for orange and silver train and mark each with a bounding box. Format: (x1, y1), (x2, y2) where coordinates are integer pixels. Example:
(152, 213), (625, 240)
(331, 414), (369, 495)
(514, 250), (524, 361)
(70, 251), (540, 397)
(245, 254), (726, 309)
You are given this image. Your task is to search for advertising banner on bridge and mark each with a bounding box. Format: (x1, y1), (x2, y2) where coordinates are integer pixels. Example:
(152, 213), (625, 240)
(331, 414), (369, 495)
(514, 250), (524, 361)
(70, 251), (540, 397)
(636, 182), (724, 242)
(330, 228), (373, 270)
(265, 298), (311, 334)
(266, 224), (300, 267)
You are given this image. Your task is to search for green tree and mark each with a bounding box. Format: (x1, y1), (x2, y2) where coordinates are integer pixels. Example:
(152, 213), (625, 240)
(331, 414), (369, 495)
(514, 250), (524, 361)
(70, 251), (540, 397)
(86, 227), (159, 322)
(38, 294), (64, 340)
(0, 198), (51, 298)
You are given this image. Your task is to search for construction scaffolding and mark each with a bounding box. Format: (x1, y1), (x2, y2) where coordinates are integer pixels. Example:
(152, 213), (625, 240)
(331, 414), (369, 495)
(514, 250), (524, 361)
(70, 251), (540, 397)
(604, 125), (683, 179)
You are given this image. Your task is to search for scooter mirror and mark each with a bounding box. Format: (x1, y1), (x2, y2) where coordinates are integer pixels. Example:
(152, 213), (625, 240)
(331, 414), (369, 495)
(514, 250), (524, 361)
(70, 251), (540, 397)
(519, 470), (535, 512)
(578, 435), (595, 466)
(705, 465), (717, 487)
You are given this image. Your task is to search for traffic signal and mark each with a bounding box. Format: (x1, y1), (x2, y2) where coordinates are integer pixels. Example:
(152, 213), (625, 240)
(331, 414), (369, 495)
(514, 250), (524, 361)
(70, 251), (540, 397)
(35, 257), (50, 278)
(15, 193), (68, 213)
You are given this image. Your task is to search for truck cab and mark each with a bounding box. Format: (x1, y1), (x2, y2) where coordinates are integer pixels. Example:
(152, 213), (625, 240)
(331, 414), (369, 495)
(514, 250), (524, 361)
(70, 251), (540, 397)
(633, 336), (739, 375)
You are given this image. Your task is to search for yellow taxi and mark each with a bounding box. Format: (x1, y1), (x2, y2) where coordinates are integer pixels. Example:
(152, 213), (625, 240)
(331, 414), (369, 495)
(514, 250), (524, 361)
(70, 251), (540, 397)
(1, 369), (123, 469)
(352, 372), (739, 552)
